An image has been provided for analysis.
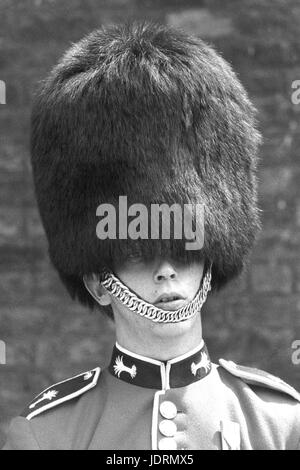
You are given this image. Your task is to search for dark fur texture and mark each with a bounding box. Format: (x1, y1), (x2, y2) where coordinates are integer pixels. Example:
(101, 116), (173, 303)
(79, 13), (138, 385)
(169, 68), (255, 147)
(31, 21), (262, 312)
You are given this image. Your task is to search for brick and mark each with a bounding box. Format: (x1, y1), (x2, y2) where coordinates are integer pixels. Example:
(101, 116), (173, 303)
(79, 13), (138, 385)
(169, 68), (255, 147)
(68, 338), (104, 364)
(203, 293), (251, 334)
(260, 203), (295, 229)
(25, 207), (45, 240)
(0, 305), (50, 338)
(262, 120), (300, 166)
(0, 179), (32, 207)
(259, 167), (294, 198)
(0, 269), (34, 305)
(257, 95), (294, 127)
(166, 8), (234, 38)
(296, 199), (300, 227)
(35, 268), (63, 298)
(295, 264), (300, 293)
(0, 140), (24, 173)
(237, 295), (300, 328)
(0, 207), (24, 245)
(254, 234), (300, 264)
(251, 263), (293, 294)
(3, 65), (48, 106)
(203, 274), (298, 330)
(32, 269), (70, 306)
(5, 340), (37, 368)
(258, 198), (299, 230)
(34, 331), (114, 374)
(0, 423), (8, 448)
(0, 369), (29, 412)
(245, 68), (290, 97)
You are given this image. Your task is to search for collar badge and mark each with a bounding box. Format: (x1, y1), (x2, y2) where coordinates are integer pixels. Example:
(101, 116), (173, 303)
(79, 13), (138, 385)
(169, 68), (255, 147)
(191, 351), (210, 376)
(113, 355), (137, 379)
(29, 389), (58, 409)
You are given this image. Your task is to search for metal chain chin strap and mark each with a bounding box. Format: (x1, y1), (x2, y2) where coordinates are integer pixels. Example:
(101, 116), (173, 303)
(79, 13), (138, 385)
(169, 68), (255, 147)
(98, 265), (212, 323)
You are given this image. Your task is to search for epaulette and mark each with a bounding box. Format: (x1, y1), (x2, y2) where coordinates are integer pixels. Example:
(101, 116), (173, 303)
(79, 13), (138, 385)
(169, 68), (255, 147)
(22, 367), (101, 420)
(219, 359), (300, 402)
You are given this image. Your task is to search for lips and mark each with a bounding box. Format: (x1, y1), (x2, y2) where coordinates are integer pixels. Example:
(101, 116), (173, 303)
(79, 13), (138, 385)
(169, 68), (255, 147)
(154, 292), (186, 311)
(154, 292), (184, 303)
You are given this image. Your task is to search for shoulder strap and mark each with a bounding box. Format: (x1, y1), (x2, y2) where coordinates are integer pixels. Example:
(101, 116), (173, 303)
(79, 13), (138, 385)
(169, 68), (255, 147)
(219, 359), (300, 402)
(22, 367), (101, 420)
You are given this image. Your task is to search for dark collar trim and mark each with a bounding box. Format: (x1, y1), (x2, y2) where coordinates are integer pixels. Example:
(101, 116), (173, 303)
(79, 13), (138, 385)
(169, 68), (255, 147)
(108, 340), (212, 390)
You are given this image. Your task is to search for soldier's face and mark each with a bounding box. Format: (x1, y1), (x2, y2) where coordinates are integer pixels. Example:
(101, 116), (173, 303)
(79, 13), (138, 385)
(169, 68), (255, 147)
(112, 255), (204, 312)
(102, 255), (205, 344)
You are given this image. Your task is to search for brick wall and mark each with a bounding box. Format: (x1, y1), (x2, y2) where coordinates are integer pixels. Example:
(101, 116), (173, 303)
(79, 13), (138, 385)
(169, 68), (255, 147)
(0, 0), (300, 446)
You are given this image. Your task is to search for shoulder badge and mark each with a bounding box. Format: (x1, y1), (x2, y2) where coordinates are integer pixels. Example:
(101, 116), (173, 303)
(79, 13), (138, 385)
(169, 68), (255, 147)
(219, 359), (300, 402)
(22, 367), (101, 420)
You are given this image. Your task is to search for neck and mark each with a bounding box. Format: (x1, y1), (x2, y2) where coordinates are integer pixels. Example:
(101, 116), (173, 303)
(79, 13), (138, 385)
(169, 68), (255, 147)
(115, 313), (203, 361)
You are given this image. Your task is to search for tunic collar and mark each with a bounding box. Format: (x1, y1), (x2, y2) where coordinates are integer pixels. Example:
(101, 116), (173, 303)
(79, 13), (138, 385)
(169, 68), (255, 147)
(108, 340), (212, 390)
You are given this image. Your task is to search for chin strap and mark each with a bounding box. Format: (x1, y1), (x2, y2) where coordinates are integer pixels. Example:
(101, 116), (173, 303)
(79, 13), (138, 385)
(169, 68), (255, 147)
(98, 265), (212, 323)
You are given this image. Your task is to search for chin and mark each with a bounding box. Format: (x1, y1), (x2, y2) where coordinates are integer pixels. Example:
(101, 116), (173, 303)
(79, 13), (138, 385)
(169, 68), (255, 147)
(148, 314), (199, 337)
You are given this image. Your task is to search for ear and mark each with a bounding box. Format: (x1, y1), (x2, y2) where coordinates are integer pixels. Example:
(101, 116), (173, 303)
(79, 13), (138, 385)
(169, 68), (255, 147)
(83, 274), (112, 306)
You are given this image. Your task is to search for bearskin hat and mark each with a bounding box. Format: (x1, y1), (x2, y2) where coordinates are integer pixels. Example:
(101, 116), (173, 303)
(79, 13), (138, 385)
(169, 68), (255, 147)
(31, 21), (261, 311)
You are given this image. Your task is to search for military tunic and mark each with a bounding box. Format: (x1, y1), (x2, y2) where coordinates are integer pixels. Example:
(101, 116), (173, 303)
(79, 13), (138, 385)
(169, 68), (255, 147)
(3, 341), (300, 450)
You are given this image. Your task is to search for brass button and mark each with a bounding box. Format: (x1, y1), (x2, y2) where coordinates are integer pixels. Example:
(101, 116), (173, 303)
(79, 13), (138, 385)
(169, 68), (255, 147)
(158, 437), (177, 450)
(159, 419), (177, 437)
(159, 401), (177, 419)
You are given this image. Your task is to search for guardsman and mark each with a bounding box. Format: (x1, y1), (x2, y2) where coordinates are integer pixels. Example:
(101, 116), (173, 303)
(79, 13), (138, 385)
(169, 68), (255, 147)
(3, 21), (300, 450)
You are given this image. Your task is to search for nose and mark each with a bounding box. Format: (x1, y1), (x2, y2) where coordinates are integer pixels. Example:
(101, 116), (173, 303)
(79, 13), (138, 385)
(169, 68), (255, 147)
(154, 259), (177, 283)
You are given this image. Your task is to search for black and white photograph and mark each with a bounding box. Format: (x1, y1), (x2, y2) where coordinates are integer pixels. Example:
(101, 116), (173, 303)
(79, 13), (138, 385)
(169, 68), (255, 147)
(0, 0), (300, 452)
